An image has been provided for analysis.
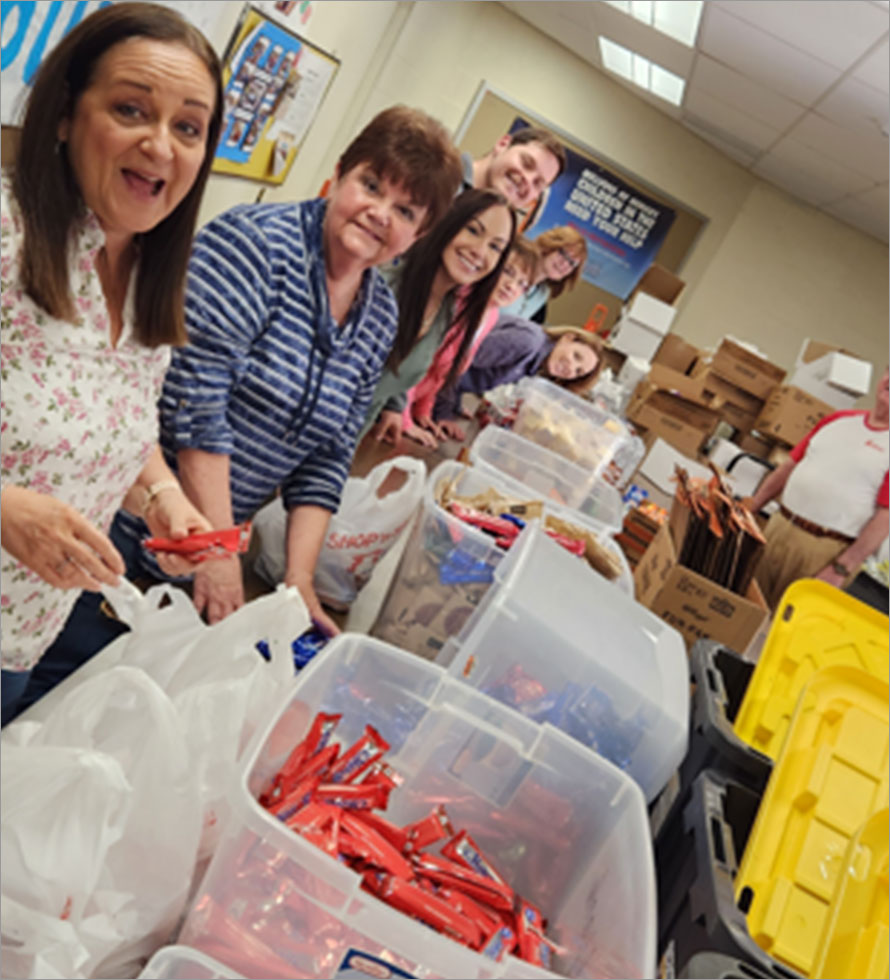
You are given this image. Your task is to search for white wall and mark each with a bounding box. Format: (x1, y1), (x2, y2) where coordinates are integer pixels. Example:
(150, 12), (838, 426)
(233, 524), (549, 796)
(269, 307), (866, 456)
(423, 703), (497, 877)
(196, 1), (888, 401)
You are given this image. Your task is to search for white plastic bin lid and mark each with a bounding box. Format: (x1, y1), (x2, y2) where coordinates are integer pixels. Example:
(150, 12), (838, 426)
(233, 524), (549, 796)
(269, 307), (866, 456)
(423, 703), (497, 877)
(441, 524), (689, 803)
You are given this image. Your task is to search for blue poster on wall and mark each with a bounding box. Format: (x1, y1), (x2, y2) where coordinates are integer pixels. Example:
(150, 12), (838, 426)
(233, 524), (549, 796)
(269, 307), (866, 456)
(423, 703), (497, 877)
(515, 118), (676, 301)
(216, 15), (303, 165)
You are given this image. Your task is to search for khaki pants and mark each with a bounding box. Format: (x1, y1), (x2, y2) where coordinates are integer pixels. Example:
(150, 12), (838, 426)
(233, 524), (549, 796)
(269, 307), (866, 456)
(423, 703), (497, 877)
(756, 511), (851, 611)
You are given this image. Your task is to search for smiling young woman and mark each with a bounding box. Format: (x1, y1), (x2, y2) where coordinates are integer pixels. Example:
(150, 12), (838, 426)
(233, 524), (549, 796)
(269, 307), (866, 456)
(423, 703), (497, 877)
(359, 188), (518, 447)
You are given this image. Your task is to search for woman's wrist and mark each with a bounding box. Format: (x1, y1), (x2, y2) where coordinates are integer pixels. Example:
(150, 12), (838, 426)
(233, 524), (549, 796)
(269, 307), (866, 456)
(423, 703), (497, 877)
(141, 479), (182, 517)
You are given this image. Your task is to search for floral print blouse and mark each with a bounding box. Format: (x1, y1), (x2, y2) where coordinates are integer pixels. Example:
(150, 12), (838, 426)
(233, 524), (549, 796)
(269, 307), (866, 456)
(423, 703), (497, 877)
(0, 172), (170, 671)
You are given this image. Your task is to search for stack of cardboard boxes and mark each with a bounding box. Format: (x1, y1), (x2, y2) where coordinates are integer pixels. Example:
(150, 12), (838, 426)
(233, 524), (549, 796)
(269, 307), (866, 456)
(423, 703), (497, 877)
(623, 336), (873, 466)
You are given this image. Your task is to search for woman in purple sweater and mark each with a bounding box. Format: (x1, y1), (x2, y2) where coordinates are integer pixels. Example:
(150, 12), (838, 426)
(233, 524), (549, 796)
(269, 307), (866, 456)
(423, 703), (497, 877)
(433, 314), (603, 423)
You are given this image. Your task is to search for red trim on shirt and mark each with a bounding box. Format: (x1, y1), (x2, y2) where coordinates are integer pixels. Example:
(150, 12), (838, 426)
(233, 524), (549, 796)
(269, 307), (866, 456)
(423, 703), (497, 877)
(879, 472), (889, 509)
(789, 410), (866, 462)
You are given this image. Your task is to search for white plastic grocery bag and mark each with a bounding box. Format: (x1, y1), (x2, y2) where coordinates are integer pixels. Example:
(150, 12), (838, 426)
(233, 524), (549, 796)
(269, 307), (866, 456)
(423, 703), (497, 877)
(253, 456), (426, 607)
(98, 580), (310, 857)
(1, 666), (201, 980)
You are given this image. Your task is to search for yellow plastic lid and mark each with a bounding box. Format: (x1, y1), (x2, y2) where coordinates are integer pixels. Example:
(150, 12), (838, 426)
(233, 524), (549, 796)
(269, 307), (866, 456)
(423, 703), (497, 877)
(735, 665), (889, 977)
(733, 579), (888, 760)
(813, 808), (888, 980)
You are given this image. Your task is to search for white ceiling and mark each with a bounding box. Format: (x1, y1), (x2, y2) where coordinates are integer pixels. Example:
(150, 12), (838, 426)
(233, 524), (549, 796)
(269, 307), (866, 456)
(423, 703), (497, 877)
(500, 0), (890, 243)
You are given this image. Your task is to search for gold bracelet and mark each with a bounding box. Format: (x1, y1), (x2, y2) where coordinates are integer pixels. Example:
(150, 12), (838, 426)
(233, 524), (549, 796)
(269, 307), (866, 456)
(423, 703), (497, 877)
(141, 479), (181, 517)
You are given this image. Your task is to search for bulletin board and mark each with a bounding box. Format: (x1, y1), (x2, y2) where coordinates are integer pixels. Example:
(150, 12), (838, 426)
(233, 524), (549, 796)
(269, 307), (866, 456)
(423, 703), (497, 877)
(213, 4), (338, 184)
(455, 84), (708, 331)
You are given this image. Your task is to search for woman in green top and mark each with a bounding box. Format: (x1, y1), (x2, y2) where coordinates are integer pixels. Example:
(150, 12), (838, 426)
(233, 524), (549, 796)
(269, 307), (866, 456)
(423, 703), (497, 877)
(361, 187), (516, 445)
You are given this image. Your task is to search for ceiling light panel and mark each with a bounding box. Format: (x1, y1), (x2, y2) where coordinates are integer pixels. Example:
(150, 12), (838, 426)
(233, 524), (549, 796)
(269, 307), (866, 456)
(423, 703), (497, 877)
(603, 0), (703, 46)
(599, 36), (686, 105)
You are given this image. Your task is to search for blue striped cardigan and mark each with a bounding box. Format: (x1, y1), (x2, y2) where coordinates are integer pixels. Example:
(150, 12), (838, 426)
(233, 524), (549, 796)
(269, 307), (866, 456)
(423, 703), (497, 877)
(158, 197), (399, 521)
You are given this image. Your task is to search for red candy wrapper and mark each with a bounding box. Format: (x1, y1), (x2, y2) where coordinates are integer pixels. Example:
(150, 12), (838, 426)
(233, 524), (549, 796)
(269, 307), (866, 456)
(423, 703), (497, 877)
(449, 504), (521, 540)
(403, 804), (454, 852)
(480, 921), (518, 961)
(378, 875), (482, 948)
(269, 743), (339, 818)
(349, 809), (410, 853)
(545, 527), (587, 557)
(412, 854), (514, 912)
(362, 761), (404, 791)
(441, 830), (507, 886)
(338, 810), (414, 880)
(516, 899), (551, 967)
(315, 781), (390, 811)
(142, 522), (252, 561)
(261, 714), (341, 807)
(327, 725), (389, 784)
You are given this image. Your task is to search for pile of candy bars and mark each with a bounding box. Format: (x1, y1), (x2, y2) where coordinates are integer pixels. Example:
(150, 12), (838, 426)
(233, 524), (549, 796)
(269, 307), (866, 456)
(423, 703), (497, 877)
(258, 711), (561, 968)
(437, 472), (624, 581)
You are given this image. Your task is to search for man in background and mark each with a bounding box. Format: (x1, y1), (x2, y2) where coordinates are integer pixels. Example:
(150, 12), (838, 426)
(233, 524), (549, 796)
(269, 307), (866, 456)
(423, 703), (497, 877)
(745, 367), (889, 609)
(462, 127), (565, 214)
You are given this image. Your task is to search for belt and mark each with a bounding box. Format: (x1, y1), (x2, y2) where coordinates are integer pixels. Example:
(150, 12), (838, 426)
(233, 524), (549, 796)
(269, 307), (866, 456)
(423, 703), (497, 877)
(779, 504), (854, 543)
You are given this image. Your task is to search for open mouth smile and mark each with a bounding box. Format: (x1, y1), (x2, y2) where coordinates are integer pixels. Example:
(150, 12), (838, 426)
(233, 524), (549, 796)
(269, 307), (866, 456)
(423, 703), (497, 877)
(123, 168), (165, 197)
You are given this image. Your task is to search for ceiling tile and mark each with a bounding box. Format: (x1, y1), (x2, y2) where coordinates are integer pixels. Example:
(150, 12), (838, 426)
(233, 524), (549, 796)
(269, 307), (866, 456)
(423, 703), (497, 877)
(683, 88), (783, 151)
(683, 122), (760, 167)
(816, 74), (889, 138)
(788, 111), (889, 181)
(754, 136), (877, 202)
(711, 1), (888, 69)
(700, 5), (843, 104)
(689, 55), (807, 129)
(853, 38), (890, 94)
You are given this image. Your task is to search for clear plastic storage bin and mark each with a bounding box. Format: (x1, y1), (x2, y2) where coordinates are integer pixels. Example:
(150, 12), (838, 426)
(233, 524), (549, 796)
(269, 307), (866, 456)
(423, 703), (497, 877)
(179, 635), (657, 980)
(372, 460), (631, 660)
(470, 425), (624, 535)
(139, 944), (244, 979)
(512, 377), (631, 477)
(438, 525), (689, 804)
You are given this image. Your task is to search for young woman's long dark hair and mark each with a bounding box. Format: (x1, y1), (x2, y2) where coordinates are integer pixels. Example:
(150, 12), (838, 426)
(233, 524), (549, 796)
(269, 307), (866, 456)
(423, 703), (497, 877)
(12, 2), (223, 347)
(387, 188), (517, 384)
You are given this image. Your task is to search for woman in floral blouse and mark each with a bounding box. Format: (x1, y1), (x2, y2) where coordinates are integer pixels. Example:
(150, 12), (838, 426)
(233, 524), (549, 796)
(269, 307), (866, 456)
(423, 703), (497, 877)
(0, 3), (223, 721)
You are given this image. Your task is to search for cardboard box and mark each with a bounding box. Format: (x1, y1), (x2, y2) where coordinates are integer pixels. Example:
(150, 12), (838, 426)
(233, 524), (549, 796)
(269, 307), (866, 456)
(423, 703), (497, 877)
(652, 334), (699, 374)
(789, 352), (873, 409)
(709, 339), (786, 399)
(754, 385), (834, 448)
(627, 383), (720, 457)
(610, 316), (668, 361)
(735, 431), (775, 459)
(634, 522), (769, 652)
(632, 262), (685, 305)
(698, 370), (765, 417)
(647, 363), (711, 405)
(625, 292), (677, 334)
(795, 338), (862, 369)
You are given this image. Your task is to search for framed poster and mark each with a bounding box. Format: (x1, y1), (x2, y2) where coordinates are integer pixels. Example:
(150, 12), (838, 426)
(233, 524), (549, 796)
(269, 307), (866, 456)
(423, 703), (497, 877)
(509, 116), (676, 301)
(213, 4), (338, 184)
